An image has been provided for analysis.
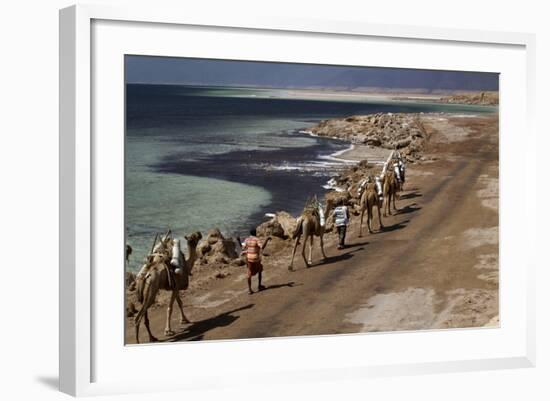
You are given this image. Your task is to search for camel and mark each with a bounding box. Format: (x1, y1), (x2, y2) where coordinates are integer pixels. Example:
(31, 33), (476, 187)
(133, 231), (202, 343)
(377, 150), (401, 217)
(358, 176), (384, 236)
(381, 167), (399, 216)
(289, 196), (329, 270)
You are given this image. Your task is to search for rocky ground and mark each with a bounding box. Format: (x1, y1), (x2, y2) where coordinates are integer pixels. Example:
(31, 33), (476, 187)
(125, 112), (499, 343)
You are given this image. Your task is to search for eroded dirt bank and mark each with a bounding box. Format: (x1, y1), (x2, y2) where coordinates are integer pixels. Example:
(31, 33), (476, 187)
(126, 113), (499, 343)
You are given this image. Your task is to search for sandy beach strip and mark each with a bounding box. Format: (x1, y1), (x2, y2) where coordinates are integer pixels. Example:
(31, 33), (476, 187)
(332, 143), (391, 164)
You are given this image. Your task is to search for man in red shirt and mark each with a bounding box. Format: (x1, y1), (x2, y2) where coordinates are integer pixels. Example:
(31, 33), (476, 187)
(241, 228), (271, 294)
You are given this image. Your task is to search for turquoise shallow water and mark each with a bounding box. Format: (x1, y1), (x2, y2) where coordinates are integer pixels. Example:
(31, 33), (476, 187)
(125, 170), (271, 270)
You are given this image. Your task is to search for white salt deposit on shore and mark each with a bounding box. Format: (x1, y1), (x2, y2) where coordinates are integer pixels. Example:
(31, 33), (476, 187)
(463, 226), (499, 248)
(346, 287), (499, 332)
(477, 173), (499, 212)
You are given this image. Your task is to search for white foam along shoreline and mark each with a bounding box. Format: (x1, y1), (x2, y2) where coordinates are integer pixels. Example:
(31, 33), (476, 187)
(299, 129), (358, 164)
(298, 129), (361, 192)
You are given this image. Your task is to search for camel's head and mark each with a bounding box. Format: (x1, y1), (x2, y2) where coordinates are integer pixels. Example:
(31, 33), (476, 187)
(184, 231), (203, 250)
(184, 232), (202, 275)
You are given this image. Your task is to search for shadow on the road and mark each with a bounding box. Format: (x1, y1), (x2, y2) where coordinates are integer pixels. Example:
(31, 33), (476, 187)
(346, 240), (370, 247)
(263, 281), (300, 291)
(189, 335), (204, 341)
(379, 219), (410, 233)
(309, 250), (357, 269)
(400, 191), (422, 200)
(167, 304), (254, 342)
(397, 203), (422, 215)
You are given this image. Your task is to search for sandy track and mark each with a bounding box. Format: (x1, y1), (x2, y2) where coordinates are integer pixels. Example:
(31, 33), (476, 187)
(126, 114), (499, 344)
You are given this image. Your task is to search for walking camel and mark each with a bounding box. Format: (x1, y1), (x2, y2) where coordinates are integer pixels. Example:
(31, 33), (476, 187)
(134, 231), (202, 343)
(358, 176), (384, 236)
(380, 151), (400, 217)
(289, 196), (329, 270)
(381, 168), (398, 216)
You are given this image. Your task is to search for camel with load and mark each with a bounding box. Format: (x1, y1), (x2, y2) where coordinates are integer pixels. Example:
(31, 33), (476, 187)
(133, 230), (202, 343)
(358, 175), (384, 235)
(380, 151), (400, 216)
(289, 196), (329, 270)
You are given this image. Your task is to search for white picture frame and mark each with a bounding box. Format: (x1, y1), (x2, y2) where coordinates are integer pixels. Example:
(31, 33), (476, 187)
(59, 4), (536, 397)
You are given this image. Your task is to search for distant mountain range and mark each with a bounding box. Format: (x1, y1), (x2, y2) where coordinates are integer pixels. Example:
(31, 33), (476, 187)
(126, 56), (498, 92)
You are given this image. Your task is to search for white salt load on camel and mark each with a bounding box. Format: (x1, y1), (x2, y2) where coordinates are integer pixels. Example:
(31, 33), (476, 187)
(318, 204), (326, 228)
(394, 163), (402, 184)
(170, 238), (183, 275)
(375, 176), (384, 201)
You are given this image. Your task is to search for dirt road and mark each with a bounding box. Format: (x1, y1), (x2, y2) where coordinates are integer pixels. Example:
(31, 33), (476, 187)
(126, 114), (499, 344)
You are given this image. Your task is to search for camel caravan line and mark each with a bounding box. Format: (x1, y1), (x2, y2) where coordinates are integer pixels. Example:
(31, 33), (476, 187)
(130, 150), (407, 343)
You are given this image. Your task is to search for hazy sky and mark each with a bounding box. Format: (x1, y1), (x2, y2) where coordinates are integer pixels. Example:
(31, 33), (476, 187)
(125, 55), (498, 92)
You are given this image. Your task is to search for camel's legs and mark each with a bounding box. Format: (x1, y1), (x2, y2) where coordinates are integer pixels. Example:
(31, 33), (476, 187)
(174, 291), (189, 324)
(377, 203), (384, 230)
(319, 234), (327, 259)
(144, 311), (157, 342)
(367, 204), (373, 234)
(301, 233), (310, 268)
(393, 189), (398, 211)
(289, 234), (301, 270)
(308, 235), (314, 265)
(164, 291), (176, 336)
(359, 206), (365, 237)
(134, 281), (157, 344)
(383, 190), (389, 217)
(134, 310), (143, 344)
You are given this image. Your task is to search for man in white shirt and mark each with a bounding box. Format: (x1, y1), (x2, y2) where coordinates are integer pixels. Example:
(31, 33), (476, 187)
(333, 199), (350, 250)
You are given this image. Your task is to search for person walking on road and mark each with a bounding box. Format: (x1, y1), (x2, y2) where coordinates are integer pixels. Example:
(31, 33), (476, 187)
(240, 228), (271, 294)
(333, 199), (350, 249)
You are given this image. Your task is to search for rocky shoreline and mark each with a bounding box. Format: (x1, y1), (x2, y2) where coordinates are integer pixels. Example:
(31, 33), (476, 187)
(308, 112), (430, 162)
